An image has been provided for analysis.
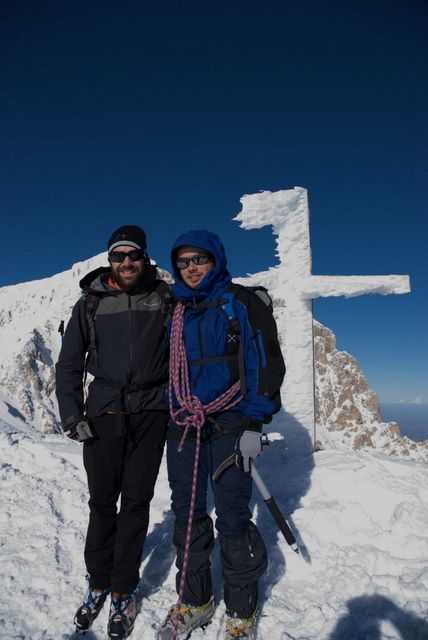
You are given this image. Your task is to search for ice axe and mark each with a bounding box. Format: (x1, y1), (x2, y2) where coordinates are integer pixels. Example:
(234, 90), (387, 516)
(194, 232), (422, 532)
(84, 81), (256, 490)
(212, 436), (299, 554)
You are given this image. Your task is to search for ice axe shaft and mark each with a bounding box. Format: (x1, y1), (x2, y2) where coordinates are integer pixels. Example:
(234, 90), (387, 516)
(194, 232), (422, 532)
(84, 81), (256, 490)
(212, 452), (299, 554)
(251, 463), (299, 554)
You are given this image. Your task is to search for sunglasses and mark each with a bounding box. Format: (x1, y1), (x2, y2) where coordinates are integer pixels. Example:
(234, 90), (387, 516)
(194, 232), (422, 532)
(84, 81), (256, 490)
(109, 249), (145, 263)
(176, 254), (212, 270)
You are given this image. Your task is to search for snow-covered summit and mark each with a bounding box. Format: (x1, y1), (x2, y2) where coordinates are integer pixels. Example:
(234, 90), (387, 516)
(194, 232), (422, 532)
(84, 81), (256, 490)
(0, 245), (426, 463)
(0, 226), (427, 638)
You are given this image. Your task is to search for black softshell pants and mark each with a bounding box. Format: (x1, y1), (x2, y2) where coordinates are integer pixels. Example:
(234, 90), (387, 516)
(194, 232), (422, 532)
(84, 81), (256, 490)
(167, 427), (267, 618)
(83, 411), (168, 593)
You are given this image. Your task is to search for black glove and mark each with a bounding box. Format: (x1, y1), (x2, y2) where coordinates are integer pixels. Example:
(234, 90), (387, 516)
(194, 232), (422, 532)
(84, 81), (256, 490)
(63, 420), (95, 442)
(235, 430), (262, 474)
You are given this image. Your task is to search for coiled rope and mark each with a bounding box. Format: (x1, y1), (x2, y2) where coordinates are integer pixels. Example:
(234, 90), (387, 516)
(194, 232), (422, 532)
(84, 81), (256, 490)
(168, 301), (243, 638)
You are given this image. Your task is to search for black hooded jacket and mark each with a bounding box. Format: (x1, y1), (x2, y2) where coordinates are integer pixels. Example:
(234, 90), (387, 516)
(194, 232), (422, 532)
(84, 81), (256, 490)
(55, 264), (170, 429)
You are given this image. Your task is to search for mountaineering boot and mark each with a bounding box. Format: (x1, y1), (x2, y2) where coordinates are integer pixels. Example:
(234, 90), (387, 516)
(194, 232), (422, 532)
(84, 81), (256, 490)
(74, 585), (111, 632)
(224, 610), (258, 639)
(157, 596), (215, 639)
(107, 591), (138, 639)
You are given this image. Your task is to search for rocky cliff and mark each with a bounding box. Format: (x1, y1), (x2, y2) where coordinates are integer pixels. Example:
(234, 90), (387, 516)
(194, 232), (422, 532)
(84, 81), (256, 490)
(313, 321), (428, 463)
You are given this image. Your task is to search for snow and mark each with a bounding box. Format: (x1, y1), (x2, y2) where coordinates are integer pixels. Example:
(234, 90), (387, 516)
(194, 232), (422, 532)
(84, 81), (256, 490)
(0, 253), (109, 433)
(234, 187), (410, 445)
(1, 412), (428, 639)
(0, 186), (425, 639)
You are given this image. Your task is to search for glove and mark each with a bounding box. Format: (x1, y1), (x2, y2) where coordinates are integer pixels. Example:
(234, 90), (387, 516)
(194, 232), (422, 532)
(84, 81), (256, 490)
(64, 420), (95, 442)
(235, 430), (262, 474)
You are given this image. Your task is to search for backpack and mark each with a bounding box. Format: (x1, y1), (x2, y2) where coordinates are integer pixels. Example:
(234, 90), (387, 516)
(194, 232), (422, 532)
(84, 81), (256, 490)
(188, 282), (284, 407)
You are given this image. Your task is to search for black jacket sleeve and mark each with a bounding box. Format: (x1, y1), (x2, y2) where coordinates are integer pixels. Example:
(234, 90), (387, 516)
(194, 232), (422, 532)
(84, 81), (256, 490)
(55, 298), (89, 428)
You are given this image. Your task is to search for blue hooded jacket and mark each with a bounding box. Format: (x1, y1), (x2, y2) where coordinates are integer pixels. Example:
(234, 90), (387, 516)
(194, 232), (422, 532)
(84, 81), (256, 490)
(170, 229), (284, 423)
(171, 229), (232, 303)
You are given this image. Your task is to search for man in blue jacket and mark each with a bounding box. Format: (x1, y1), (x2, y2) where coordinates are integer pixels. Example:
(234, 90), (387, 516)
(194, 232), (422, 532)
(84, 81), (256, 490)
(158, 230), (285, 640)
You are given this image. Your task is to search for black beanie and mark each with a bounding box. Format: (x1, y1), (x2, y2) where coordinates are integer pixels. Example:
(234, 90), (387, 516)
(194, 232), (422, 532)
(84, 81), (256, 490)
(107, 225), (147, 253)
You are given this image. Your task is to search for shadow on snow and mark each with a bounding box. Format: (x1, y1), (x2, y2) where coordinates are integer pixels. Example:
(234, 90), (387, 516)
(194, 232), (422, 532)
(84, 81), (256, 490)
(255, 410), (314, 607)
(329, 594), (428, 640)
(138, 509), (176, 598)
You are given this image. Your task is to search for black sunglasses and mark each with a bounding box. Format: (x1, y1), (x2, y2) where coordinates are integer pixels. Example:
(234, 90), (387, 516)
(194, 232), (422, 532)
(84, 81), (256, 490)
(176, 254), (212, 270)
(109, 249), (145, 263)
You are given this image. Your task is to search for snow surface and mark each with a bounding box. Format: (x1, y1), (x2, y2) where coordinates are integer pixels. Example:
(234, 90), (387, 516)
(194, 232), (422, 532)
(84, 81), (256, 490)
(0, 187), (424, 639)
(1, 412), (428, 639)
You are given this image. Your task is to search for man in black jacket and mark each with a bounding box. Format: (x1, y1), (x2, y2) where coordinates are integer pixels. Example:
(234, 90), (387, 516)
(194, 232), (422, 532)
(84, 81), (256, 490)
(56, 225), (170, 640)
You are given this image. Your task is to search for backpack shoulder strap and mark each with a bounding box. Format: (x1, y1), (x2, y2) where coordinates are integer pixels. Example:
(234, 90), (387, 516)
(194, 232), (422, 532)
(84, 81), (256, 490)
(155, 280), (175, 320)
(220, 284), (250, 396)
(83, 291), (101, 365)
(78, 290), (102, 399)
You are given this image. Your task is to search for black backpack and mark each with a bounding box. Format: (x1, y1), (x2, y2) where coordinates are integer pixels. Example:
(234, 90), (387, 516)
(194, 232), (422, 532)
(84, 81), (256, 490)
(186, 282), (285, 415)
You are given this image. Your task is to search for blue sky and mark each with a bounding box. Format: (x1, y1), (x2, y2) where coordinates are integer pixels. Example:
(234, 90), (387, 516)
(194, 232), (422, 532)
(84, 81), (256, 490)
(1, 0), (427, 405)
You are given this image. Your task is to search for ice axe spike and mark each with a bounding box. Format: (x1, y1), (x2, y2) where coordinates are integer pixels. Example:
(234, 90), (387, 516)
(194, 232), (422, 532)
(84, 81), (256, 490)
(250, 462), (299, 553)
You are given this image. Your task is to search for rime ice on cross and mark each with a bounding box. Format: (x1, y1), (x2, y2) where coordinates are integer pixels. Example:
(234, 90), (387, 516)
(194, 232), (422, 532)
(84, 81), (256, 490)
(233, 187), (411, 444)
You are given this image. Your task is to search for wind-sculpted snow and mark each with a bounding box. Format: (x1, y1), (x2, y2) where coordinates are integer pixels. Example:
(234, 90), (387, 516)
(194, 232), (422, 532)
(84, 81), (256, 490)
(234, 187), (410, 452)
(1, 414), (428, 639)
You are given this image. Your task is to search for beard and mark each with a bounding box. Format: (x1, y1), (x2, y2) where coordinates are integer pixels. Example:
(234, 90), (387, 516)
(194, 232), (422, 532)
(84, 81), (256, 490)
(111, 262), (144, 291)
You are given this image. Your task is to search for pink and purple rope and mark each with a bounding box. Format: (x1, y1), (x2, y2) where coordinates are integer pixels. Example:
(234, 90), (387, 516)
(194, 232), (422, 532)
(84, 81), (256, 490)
(168, 302), (242, 638)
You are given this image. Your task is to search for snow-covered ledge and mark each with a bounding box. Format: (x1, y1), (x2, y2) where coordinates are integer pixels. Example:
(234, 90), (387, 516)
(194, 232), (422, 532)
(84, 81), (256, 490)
(234, 187), (411, 446)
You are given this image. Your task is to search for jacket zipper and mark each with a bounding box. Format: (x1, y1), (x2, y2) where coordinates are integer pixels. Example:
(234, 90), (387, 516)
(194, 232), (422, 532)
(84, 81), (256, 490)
(127, 295), (133, 399)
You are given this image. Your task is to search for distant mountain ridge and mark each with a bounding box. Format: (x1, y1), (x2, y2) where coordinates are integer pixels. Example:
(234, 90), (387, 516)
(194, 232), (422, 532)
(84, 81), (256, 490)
(381, 404), (428, 442)
(0, 255), (426, 463)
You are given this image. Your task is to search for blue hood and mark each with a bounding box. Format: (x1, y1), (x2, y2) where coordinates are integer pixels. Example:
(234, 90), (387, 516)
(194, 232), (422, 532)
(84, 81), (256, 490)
(171, 229), (232, 301)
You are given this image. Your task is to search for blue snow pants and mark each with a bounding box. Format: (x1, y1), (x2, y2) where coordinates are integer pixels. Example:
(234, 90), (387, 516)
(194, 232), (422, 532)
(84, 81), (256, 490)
(167, 425), (252, 536)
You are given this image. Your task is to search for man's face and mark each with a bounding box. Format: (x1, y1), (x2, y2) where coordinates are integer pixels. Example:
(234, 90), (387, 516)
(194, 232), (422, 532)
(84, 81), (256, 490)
(176, 246), (215, 289)
(109, 245), (145, 291)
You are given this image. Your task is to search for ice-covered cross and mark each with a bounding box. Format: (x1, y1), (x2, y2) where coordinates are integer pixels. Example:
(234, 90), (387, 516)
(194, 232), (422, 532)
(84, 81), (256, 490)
(234, 187), (410, 445)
